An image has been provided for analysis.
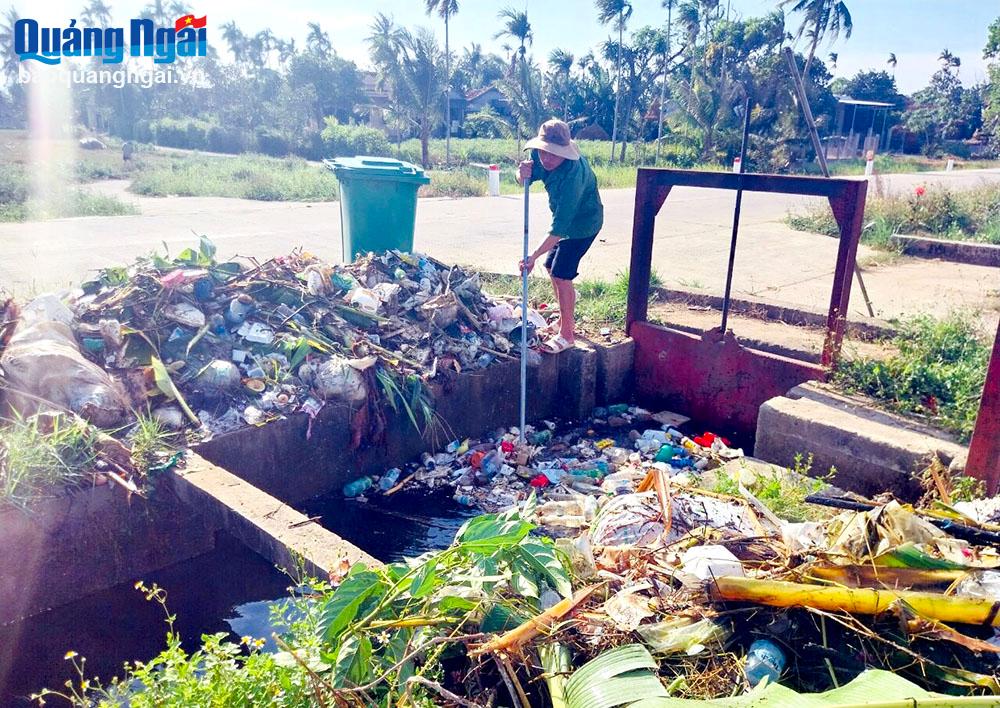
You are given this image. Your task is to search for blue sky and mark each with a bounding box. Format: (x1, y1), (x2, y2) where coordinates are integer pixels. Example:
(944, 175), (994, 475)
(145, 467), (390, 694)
(8, 0), (996, 93)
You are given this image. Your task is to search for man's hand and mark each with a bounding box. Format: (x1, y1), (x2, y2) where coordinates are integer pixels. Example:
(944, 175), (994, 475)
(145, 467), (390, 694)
(519, 255), (536, 274)
(517, 160), (533, 184)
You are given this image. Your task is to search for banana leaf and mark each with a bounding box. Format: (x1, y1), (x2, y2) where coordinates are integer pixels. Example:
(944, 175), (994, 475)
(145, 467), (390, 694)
(628, 668), (997, 707)
(565, 644), (668, 708)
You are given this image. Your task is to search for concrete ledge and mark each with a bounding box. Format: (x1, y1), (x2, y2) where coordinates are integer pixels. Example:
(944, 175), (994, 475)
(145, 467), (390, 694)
(754, 381), (967, 500)
(169, 454), (380, 579)
(0, 484), (216, 625)
(889, 234), (1000, 268)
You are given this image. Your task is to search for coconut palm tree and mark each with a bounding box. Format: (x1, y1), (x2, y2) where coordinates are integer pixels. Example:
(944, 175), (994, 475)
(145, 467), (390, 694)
(306, 21), (332, 59)
(656, 0), (675, 162)
(887, 52), (897, 78)
(221, 21), (247, 66)
(494, 7), (533, 69)
(780, 0), (852, 80)
(828, 52), (838, 70)
(425, 0), (458, 165)
(596, 0), (633, 162)
(0, 7), (22, 86)
(549, 48), (575, 120)
(494, 8), (534, 145)
(81, 0), (113, 28)
(938, 48), (960, 70)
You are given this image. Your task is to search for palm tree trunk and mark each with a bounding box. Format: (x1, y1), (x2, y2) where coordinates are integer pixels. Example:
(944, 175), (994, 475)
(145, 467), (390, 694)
(802, 29), (820, 84)
(655, 1), (673, 164)
(610, 12), (623, 162)
(444, 12), (451, 166)
(421, 120), (430, 169)
(619, 81), (634, 162)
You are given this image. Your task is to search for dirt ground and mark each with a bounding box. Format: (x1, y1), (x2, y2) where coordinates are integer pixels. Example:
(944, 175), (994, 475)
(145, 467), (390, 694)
(647, 301), (896, 363)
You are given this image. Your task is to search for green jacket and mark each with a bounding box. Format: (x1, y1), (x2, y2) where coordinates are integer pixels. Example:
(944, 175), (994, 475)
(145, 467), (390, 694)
(529, 150), (604, 240)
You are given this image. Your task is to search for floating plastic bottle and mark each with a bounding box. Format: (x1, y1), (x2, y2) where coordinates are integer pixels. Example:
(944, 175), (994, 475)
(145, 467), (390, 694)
(379, 468), (401, 491)
(342, 476), (373, 498)
(745, 639), (786, 687)
(453, 493), (475, 506)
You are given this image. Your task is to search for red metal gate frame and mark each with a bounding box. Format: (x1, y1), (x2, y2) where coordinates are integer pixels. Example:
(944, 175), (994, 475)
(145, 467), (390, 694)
(967, 320), (1000, 493)
(626, 168), (868, 366)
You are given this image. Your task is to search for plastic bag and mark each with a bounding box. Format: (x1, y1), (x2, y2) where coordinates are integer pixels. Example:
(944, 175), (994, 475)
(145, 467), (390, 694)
(1, 296), (129, 427)
(314, 357), (368, 402)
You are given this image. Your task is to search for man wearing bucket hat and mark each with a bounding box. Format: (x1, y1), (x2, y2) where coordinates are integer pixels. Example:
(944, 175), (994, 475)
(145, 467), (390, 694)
(517, 119), (604, 354)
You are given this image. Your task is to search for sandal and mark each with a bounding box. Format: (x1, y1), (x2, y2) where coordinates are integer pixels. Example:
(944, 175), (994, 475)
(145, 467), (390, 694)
(540, 335), (574, 354)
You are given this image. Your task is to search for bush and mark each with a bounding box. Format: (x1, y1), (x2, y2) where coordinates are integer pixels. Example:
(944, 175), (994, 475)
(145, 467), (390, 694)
(835, 314), (989, 441)
(0, 164), (29, 205)
(787, 182), (1000, 245)
(254, 127), (290, 157)
(420, 169), (485, 198)
(320, 118), (391, 158)
(206, 125), (246, 154)
(150, 117), (211, 150)
(294, 129), (326, 161)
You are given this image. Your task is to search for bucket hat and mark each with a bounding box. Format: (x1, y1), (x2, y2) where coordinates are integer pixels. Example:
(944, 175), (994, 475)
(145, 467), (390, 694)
(524, 119), (581, 160)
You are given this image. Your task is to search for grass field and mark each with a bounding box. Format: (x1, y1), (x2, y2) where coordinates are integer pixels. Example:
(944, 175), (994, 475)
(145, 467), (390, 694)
(3, 129), (998, 213)
(787, 181), (1000, 246)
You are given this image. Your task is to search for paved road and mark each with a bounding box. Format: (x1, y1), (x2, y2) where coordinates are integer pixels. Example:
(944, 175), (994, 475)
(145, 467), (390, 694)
(2, 169), (997, 329)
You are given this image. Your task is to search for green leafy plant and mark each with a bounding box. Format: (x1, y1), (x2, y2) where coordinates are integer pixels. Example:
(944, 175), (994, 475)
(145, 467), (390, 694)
(834, 313), (989, 441)
(38, 500), (574, 706)
(0, 412), (96, 511)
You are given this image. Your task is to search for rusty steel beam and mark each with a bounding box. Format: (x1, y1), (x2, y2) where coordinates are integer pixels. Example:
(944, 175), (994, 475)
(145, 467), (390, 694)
(626, 168), (867, 369)
(824, 181), (869, 366)
(626, 174), (671, 334)
(635, 167), (864, 198)
(967, 319), (1000, 494)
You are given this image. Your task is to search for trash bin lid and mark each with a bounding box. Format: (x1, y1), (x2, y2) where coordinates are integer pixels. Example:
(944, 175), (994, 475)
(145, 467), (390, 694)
(325, 156), (430, 184)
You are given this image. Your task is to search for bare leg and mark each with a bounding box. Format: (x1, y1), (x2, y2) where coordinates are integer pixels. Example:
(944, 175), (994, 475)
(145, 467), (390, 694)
(553, 276), (576, 343)
(546, 267), (563, 334)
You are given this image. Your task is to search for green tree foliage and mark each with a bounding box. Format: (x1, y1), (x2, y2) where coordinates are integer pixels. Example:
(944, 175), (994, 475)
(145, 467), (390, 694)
(781, 0), (853, 79)
(367, 17), (446, 168)
(983, 17), (1000, 155)
(905, 53), (982, 154)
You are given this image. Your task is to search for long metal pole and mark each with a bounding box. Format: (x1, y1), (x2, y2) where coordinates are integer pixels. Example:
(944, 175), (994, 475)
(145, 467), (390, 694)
(784, 47), (875, 319)
(520, 180), (530, 444)
(720, 99), (751, 333)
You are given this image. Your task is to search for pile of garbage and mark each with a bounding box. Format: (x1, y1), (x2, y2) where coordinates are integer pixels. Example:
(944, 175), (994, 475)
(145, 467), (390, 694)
(342, 404), (742, 515)
(337, 406), (1000, 702)
(1, 240), (534, 440)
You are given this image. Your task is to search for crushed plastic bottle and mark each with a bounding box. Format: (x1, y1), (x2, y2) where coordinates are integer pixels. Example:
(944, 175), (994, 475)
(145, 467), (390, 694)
(379, 468), (401, 491)
(453, 493), (475, 506)
(343, 476), (373, 498)
(745, 639), (786, 687)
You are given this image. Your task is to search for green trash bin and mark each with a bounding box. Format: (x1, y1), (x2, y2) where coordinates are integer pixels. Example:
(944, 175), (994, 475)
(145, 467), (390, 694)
(326, 156), (430, 259)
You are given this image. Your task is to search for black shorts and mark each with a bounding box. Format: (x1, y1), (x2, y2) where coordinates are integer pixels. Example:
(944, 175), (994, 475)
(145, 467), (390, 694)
(544, 236), (596, 280)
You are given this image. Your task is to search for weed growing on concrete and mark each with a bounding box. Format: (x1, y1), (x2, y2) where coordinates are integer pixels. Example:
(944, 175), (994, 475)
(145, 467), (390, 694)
(0, 413), (96, 510)
(834, 313), (989, 441)
(709, 458), (829, 524)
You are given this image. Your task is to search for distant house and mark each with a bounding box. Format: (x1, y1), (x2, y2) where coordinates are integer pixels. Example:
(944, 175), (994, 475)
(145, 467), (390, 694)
(359, 70), (391, 131)
(826, 96), (894, 159)
(465, 86), (506, 114)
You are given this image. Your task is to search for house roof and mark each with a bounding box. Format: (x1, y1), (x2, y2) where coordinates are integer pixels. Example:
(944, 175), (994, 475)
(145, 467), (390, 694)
(465, 86), (501, 101)
(836, 96), (894, 108)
